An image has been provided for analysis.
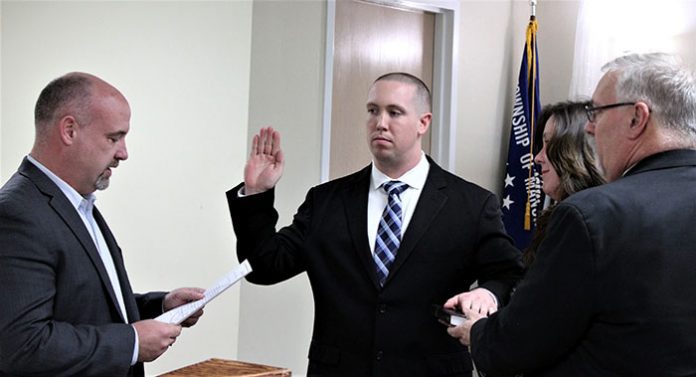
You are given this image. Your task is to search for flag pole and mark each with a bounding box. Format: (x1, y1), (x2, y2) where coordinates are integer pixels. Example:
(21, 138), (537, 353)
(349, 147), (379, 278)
(530, 0), (537, 19)
(523, 0), (539, 230)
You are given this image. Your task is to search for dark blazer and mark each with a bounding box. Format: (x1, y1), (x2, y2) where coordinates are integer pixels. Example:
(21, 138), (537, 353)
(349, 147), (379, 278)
(228, 157), (523, 377)
(470, 149), (696, 377)
(0, 158), (165, 377)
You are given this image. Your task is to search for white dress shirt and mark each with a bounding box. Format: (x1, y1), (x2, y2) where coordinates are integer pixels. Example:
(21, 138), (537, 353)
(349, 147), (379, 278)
(366, 153), (498, 306)
(368, 152), (429, 255)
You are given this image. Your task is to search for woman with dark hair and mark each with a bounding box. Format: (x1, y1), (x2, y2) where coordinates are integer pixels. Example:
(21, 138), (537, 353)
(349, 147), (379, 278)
(524, 100), (605, 266)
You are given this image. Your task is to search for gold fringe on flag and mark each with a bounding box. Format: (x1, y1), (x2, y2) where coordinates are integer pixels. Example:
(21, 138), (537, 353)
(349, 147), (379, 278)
(524, 16), (538, 231)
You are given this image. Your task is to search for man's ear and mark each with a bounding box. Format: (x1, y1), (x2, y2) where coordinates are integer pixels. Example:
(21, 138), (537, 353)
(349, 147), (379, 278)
(418, 112), (432, 136)
(627, 102), (650, 139)
(58, 116), (78, 145)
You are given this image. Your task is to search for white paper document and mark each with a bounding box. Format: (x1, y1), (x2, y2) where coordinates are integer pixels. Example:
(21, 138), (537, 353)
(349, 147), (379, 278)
(155, 259), (253, 324)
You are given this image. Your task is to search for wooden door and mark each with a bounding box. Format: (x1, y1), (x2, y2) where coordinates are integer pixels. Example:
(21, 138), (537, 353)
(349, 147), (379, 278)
(329, 0), (435, 179)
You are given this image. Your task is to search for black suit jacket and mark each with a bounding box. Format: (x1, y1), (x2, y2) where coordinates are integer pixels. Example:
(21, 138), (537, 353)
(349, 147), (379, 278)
(228, 158), (523, 376)
(0, 158), (166, 377)
(470, 149), (696, 376)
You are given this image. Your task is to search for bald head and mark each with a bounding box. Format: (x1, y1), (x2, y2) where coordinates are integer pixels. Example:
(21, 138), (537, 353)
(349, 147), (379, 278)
(34, 72), (127, 138)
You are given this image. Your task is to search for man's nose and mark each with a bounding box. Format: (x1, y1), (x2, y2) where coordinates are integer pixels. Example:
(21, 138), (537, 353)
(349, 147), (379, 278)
(376, 113), (388, 130)
(116, 140), (128, 161)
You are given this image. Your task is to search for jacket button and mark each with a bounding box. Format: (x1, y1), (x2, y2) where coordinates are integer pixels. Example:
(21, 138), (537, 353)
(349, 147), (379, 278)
(378, 304), (386, 314)
(376, 350), (383, 361)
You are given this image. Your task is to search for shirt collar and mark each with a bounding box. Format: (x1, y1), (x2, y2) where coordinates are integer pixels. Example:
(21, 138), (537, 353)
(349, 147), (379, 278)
(26, 154), (96, 212)
(371, 152), (430, 190)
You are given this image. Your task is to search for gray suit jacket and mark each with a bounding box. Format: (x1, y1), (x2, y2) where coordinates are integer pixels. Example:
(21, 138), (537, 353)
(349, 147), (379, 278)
(0, 158), (165, 377)
(471, 149), (696, 376)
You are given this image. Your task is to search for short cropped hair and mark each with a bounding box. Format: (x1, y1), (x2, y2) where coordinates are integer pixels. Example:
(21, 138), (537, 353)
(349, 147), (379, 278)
(602, 53), (696, 140)
(374, 72), (432, 113)
(34, 73), (93, 131)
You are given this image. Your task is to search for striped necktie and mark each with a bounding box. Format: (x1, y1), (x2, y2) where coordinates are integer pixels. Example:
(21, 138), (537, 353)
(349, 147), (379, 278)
(374, 180), (409, 286)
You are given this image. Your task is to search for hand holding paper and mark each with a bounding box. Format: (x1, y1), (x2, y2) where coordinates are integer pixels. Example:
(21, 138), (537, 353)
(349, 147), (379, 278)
(163, 288), (206, 327)
(156, 260), (253, 325)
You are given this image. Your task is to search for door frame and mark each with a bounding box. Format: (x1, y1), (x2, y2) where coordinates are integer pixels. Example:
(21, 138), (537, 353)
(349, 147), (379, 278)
(320, 0), (460, 182)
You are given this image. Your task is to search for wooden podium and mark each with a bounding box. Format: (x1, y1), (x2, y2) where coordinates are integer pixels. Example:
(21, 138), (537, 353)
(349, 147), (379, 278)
(159, 358), (291, 376)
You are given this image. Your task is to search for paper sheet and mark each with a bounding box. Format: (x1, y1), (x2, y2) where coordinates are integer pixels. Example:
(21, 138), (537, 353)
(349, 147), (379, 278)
(155, 259), (253, 324)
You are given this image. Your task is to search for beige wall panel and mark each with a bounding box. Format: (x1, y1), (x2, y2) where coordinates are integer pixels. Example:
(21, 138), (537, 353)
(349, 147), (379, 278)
(536, 0), (581, 102)
(238, 1), (326, 376)
(0, 2), (253, 375)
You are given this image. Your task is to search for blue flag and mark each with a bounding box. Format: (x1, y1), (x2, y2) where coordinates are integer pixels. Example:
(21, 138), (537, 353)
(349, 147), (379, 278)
(501, 17), (544, 250)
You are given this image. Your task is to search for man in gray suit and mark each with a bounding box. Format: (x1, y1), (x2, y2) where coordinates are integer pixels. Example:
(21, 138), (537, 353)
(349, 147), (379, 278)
(0, 72), (204, 376)
(447, 53), (696, 376)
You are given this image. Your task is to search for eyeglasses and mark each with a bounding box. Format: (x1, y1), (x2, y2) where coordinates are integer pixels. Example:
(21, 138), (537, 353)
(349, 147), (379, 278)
(584, 102), (635, 123)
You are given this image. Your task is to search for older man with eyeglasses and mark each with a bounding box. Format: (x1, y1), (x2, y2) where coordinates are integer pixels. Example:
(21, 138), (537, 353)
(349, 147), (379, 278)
(446, 52), (696, 376)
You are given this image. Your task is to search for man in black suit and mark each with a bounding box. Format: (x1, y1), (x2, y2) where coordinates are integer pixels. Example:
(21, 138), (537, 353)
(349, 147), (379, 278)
(227, 72), (523, 376)
(447, 53), (696, 376)
(0, 72), (204, 376)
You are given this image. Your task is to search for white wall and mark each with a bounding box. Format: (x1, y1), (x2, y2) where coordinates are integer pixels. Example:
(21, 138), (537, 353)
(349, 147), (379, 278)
(0, 1), (252, 375)
(453, 0), (582, 195)
(236, 0), (325, 375)
(536, 0), (581, 102)
(455, 0), (519, 193)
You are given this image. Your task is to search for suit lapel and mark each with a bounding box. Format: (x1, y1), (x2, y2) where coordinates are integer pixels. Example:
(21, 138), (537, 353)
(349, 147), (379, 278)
(20, 158), (128, 323)
(384, 160), (447, 285)
(341, 166), (382, 289)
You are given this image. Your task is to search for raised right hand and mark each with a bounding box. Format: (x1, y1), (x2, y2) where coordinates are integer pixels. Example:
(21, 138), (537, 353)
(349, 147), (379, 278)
(243, 126), (285, 195)
(132, 320), (182, 362)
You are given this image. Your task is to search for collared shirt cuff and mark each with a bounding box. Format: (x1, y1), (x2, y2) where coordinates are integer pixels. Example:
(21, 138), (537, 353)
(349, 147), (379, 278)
(131, 325), (139, 366)
(238, 186), (269, 197)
